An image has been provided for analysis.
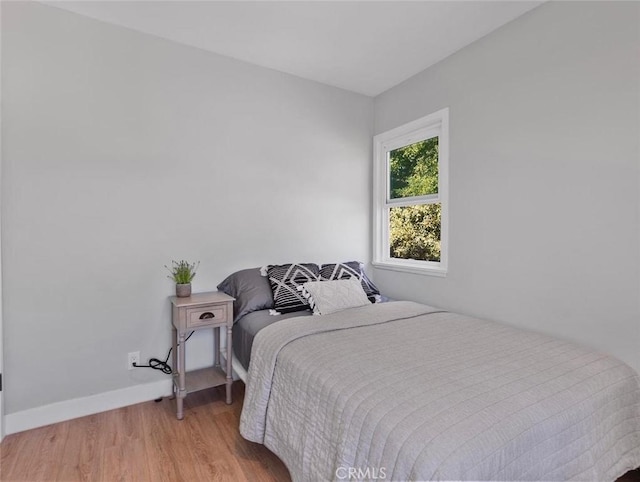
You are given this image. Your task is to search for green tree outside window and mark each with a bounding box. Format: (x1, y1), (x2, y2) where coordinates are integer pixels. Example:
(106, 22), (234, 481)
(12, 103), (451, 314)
(388, 138), (441, 262)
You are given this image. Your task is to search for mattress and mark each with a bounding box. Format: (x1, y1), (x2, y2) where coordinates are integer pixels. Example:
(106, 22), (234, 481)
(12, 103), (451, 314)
(232, 309), (311, 370)
(233, 297), (392, 370)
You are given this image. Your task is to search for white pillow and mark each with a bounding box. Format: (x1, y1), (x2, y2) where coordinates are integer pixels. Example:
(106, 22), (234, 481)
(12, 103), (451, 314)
(300, 278), (370, 315)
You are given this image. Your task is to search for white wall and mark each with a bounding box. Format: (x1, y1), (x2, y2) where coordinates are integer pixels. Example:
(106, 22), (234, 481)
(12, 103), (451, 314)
(1, 2), (373, 415)
(374, 1), (640, 373)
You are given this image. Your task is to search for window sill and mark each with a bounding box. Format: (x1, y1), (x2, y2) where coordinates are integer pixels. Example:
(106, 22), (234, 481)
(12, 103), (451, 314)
(372, 260), (447, 278)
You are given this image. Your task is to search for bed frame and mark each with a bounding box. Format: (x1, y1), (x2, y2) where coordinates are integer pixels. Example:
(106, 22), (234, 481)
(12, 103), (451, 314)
(220, 348), (248, 383)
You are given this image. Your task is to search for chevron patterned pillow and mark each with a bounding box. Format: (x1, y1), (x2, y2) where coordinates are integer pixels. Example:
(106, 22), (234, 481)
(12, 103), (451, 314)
(319, 261), (380, 303)
(266, 263), (320, 313)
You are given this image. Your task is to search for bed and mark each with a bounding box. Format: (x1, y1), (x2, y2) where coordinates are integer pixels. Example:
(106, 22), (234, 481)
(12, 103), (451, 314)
(219, 265), (640, 481)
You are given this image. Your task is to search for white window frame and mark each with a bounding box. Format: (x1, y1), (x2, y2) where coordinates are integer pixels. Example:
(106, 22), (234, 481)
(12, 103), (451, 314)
(372, 108), (449, 277)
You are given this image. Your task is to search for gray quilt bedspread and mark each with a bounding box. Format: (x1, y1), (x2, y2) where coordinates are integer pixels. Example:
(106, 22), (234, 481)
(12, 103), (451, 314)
(240, 301), (640, 482)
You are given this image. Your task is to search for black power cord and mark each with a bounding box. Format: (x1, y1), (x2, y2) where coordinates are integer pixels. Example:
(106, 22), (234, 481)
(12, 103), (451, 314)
(132, 331), (194, 375)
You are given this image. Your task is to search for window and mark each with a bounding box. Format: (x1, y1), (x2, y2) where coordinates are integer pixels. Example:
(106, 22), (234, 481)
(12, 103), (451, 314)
(373, 108), (449, 276)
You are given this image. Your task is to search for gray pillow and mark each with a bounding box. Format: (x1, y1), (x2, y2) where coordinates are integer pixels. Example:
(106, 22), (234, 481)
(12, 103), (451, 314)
(320, 261), (380, 303)
(217, 268), (274, 322)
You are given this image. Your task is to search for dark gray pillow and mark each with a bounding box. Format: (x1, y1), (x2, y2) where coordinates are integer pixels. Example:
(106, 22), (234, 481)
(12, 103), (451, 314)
(217, 268), (274, 322)
(320, 261), (380, 303)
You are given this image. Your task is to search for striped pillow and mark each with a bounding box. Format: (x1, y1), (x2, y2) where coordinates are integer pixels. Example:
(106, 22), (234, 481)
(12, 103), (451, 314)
(266, 263), (320, 313)
(320, 261), (380, 303)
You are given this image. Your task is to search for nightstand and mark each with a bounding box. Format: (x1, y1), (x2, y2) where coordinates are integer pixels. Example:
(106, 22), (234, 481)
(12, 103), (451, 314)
(170, 291), (235, 420)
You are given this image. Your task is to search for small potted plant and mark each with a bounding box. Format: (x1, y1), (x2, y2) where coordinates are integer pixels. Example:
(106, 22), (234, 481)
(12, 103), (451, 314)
(166, 260), (199, 297)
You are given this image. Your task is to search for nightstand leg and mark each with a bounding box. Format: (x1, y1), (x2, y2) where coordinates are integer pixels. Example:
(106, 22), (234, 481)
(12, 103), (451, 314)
(170, 327), (178, 400)
(176, 332), (186, 420)
(226, 325), (233, 404)
(214, 326), (220, 367)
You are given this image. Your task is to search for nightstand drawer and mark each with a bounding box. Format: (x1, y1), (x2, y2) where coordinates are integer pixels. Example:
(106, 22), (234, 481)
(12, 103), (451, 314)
(186, 304), (229, 328)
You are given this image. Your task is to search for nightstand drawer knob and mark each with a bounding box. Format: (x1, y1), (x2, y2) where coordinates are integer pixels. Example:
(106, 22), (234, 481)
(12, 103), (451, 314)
(199, 312), (215, 319)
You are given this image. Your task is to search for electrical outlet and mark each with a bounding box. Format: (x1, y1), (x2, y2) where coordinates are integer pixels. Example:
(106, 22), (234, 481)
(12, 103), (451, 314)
(128, 351), (140, 370)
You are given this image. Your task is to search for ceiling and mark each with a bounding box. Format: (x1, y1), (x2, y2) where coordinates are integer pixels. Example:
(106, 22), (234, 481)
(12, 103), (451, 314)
(47, 1), (543, 97)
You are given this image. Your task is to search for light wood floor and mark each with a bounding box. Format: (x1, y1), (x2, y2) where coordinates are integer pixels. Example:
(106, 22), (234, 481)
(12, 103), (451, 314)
(0, 383), (290, 482)
(1, 382), (639, 482)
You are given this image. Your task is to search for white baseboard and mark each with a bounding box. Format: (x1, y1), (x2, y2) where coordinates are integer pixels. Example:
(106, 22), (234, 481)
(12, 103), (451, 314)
(5, 379), (173, 435)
